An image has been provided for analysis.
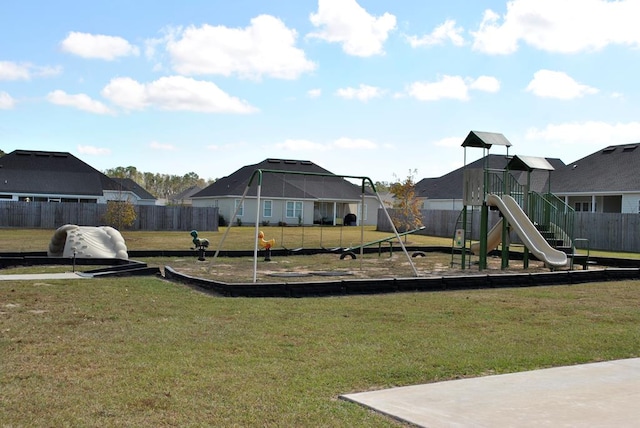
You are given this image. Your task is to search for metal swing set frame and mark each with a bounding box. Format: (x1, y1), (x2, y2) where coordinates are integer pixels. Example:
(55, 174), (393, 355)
(212, 168), (419, 283)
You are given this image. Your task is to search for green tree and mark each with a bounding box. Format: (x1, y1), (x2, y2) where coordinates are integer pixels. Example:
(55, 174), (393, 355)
(104, 200), (137, 230)
(105, 167), (214, 199)
(373, 180), (391, 193)
(389, 169), (423, 235)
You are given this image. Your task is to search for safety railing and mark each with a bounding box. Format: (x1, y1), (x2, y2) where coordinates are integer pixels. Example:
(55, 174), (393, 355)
(485, 169), (525, 205)
(528, 191), (575, 248)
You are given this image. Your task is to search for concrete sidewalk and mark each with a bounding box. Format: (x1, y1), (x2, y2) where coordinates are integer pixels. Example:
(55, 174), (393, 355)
(0, 272), (90, 281)
(342, 358), (640, 427)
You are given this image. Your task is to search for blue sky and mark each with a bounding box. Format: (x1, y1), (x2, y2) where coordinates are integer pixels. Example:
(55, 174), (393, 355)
(2, 0), (640, 183)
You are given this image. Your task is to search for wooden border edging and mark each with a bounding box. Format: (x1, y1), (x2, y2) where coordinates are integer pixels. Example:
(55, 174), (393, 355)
(162, 266), (640, 298)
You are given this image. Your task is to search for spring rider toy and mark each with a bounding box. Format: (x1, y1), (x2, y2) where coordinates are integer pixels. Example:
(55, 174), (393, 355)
(258, 230), (275, 261)
(190, 230), (210, 261)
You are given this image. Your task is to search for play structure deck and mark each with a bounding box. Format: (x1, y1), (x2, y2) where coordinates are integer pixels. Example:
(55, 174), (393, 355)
(452, 131), (582, 272)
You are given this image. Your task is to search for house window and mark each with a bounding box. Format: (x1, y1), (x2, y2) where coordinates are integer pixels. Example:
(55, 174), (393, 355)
(234, 199), (244, 216)
(263, 200), (272, 218)
(574, 202), (592, 212)
(286, 201), (303, 220)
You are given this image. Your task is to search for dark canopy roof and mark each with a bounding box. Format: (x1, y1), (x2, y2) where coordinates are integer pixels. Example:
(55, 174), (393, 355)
(461, 131), (512, 149)
(508, 155), (555, 172)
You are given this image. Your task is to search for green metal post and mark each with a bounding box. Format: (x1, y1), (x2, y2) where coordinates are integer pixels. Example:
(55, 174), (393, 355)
(479, 203), (488, 270)
(461, 206), (467, 269)
(501, 216), (509, 269)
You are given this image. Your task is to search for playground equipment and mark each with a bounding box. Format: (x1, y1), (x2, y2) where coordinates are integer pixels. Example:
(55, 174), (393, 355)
(213, 168), (419, 282)
(190, 230), (210, 261)
(340, 226), (426, 259)
(453, 131), (573, 270)
(48, 224), (128, 259)
(486, 194), (567, 267)
(258, 230), (275, 261)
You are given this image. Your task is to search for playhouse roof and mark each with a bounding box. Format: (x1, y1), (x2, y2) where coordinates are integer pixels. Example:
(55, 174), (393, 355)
(508, 155), (555, 172)
(461, 131), (512, 149)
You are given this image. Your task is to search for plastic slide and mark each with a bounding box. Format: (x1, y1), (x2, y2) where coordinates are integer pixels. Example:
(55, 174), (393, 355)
(486, 194), (567, 268)
(470, 219), (504, 255)
(48, 224), (129, 259)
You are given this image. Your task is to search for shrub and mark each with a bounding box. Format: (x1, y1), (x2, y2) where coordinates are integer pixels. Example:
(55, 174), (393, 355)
(104, 200), (137, 230)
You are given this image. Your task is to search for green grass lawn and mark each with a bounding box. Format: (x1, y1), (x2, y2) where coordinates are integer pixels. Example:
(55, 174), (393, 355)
(0, 226), (452, 253)
(1, 227), (640, 426)
(2, 277), (640, 426)
(3, 226), (639, 260)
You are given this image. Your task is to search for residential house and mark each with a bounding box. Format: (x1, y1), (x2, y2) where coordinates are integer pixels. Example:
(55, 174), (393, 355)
(0, 149), (155, 205)
(191, 158), (380, 226)
(167, 185), (203, 206)
(550, 142), (640, 213)
(415, 154), (565, 210)
(111, 178), (157, 206)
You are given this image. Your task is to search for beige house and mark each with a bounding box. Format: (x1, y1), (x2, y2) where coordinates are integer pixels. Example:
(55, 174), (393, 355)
(191, 158), (380, 226)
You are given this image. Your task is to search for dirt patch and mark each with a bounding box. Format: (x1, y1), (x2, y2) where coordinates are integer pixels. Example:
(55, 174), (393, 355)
(161, 252), (576, 283)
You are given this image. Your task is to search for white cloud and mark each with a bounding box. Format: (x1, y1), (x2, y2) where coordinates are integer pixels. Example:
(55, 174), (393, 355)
(407, 19), (465, 47)
(0, 61), (62, 80)
(149, 141), (176, 151)
(526, 70), (598, 99)
(307, 88), (322, 98)
(0, 91), (15, 109)
(335, 84), (383, 101)
(275, 139), (327, 151)
(60, 32), (140, 60)
(0, 61), (31, 80)
(526, 121), (640, 145)
(308, 0), (396, 57)
(407, 74), (501, 101)
(333, 137), (377, 149)
(46, 90), (113, 114)
(101, 76), (258, 114)
(77, 145), (111, 155)
(469, 75), (500, 93)
(407, 75), (469, 101)
(472, 0), (640, 54)
(165, 15), (315, 79)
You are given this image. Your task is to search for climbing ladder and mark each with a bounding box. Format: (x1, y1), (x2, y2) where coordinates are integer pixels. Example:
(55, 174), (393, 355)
(450, 206), (474, 269)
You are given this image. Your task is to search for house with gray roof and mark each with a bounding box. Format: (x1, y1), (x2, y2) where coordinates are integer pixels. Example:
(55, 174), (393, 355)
(550, 143), (640, 213)
(111, 178), (157, 206)
(191, 158), (380, 226)
(167, 185), (203, 206)
(415, 154), (565, 210)
(0, 149), (155, 205)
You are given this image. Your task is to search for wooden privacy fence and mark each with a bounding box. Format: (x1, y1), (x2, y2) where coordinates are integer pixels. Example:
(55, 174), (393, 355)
(0, 201), (218, 231)
(378, 209), (640, 253)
